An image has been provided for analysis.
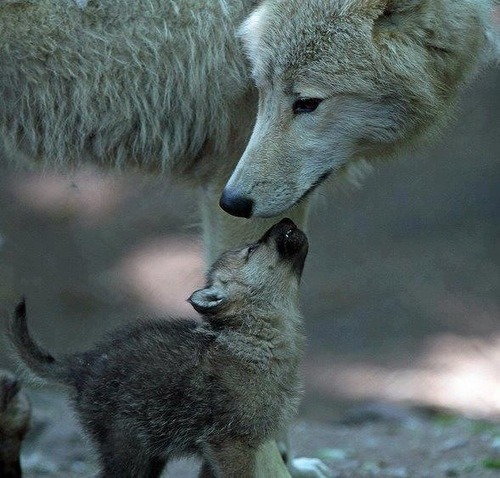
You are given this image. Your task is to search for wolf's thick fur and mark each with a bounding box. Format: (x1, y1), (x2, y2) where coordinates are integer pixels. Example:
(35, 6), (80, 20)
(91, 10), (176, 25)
(0, 1), (496, 181)
(0, 0), (258, 178)
(9, 220), (308, 478)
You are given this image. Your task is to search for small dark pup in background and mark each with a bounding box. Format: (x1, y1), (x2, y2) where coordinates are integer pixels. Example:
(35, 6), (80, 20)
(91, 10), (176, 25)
(9, 218), (308, 478)
(0, 370), (31, 478)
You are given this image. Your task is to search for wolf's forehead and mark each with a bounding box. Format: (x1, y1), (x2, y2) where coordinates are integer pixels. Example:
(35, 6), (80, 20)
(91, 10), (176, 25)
(240, 0), (370, 86)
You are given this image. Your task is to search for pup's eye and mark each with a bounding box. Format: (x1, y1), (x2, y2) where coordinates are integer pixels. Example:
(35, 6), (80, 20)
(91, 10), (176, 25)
(293, 98), (323, 114)
(246, 244), (258, 258)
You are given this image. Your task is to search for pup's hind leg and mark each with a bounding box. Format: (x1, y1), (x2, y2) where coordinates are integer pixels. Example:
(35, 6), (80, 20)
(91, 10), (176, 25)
(203, 440), (257, 478)
(98, 453), (166, 478)
(145, 456), (167, 478)
(96, 437), (166, 478)
(198, 460), (216, 477)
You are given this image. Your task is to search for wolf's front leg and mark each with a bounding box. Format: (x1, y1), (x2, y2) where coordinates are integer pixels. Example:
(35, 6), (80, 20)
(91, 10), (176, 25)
(199, 184), (330, 478)
(278, 430), (332, 478)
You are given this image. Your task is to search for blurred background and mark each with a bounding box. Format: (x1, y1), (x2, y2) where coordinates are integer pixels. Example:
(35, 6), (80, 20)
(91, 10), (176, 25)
(0, 66), (498, 430)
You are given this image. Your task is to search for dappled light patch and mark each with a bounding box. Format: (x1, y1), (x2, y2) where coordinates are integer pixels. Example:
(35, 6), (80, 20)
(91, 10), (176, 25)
(10, 170), (128, 225)
(305, 334), (500, 419)
(105, 237), (204, 317)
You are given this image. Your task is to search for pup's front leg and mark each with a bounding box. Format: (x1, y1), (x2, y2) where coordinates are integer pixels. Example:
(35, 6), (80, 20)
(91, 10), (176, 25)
(203, 440), (259, 478)
(201, 440), (322, 478)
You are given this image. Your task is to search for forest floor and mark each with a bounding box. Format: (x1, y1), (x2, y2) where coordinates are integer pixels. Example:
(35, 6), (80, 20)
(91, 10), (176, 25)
(19, 387), (500, 478)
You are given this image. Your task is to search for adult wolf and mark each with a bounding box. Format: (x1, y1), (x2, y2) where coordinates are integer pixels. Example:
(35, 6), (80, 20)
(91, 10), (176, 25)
(0, 0), (497, 476)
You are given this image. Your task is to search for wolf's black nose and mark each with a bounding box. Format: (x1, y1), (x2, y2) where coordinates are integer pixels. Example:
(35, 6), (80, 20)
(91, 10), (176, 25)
(219, 188), (254, 218)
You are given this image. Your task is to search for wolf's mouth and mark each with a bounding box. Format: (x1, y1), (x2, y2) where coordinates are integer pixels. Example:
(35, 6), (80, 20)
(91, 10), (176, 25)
(252, 169), (334, 219)
(220, 168), (335, 219)
(295, 169), (333, 207)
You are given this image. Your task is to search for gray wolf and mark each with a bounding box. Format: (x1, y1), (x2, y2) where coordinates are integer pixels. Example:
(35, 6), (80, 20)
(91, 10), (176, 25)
(9, 219), (308, 478)
(0, 370), (31, 478)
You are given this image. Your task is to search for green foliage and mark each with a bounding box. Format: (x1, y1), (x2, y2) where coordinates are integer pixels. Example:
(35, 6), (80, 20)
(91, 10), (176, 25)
(482, 458), (500, 469)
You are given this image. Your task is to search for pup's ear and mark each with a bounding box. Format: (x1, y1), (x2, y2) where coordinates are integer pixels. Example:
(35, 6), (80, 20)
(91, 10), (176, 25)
(188, 286), (227, 315)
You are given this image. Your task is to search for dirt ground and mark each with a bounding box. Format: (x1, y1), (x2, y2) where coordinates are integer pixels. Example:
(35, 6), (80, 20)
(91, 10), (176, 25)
(0, 66), (498, 476)
(16, 387), (500, 478)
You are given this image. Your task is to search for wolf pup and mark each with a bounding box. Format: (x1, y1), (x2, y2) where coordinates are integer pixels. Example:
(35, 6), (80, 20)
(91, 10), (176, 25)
(0, 370), (31, 478)
(9, 218), (308, 478)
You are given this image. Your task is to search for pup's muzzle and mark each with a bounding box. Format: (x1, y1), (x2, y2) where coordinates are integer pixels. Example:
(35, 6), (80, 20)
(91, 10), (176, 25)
(260, 218), (309, 275)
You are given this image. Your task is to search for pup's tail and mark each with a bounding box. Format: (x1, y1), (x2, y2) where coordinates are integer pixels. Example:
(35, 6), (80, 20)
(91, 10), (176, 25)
(8, 298), (71, 386)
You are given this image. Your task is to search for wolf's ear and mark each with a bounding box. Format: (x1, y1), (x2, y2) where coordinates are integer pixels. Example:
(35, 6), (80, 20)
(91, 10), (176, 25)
(188, 286), (227, 315)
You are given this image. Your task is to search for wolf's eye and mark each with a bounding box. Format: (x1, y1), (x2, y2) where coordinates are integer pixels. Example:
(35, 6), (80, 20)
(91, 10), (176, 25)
(293, 98), (323, 114)
(246, 244), (258, 258)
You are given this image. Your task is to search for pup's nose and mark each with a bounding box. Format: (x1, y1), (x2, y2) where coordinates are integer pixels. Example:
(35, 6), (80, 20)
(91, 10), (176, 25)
(219, 188), (254, 218)
(277, 218), (297, 229)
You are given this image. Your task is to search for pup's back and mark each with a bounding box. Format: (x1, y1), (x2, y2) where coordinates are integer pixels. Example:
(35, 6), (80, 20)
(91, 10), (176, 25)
(68, 318), (218, 459)
(8, 302), (214, 451)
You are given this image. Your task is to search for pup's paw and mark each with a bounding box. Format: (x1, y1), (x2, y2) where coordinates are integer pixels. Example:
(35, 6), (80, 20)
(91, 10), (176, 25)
(288, 457), (332, 478)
